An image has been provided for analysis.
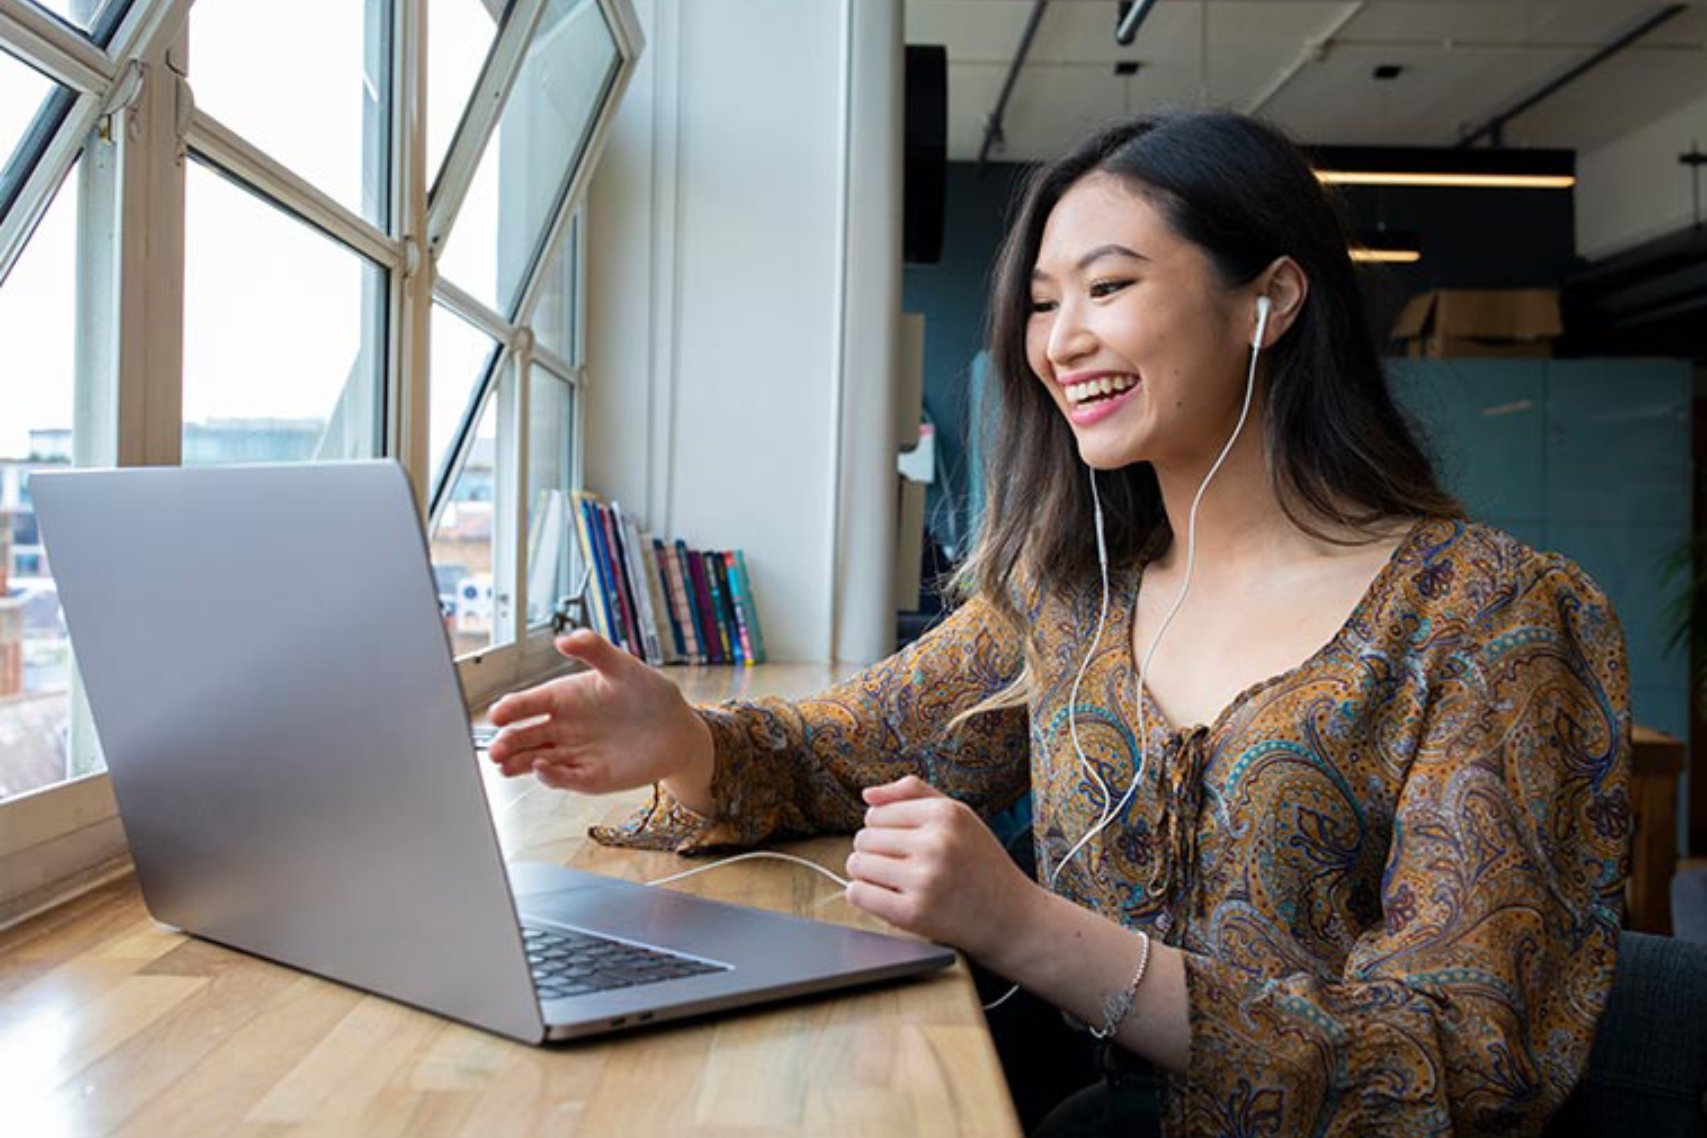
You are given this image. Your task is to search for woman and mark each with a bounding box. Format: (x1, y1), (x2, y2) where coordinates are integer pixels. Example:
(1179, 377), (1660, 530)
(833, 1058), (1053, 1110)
(487, 111), (1631, 1137)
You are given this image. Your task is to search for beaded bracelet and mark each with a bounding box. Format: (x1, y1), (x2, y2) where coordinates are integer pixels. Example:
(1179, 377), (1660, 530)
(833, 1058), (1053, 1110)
(1090, 930), (1152, 1040)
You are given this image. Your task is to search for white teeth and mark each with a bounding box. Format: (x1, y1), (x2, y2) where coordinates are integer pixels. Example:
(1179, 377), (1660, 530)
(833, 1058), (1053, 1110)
(1064, 374), (1137, 405)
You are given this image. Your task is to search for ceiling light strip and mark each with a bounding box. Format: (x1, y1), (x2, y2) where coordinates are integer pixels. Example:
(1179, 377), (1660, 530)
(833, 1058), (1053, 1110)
(1317, 170), (1576, 189)
(1350, 248), (1421, 264)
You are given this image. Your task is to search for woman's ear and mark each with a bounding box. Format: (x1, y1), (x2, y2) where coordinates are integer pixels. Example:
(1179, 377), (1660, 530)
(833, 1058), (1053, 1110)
(1254, 257), (1308, 349)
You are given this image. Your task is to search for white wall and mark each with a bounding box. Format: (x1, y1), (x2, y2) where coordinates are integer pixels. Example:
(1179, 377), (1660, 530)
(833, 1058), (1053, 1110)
(1577, 87), (1707, 260)
(585, 0), (901, 664)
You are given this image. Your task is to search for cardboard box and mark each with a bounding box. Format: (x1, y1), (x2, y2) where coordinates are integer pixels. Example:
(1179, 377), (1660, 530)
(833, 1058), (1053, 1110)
(1390, 288), (1562, 359)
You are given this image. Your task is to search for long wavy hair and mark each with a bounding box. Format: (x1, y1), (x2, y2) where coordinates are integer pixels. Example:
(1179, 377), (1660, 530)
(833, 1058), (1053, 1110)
(952, 111), (1461, 717)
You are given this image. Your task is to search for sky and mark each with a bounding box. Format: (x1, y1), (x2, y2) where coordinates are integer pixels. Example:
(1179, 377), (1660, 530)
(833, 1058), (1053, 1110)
(0, 0), (510, 460)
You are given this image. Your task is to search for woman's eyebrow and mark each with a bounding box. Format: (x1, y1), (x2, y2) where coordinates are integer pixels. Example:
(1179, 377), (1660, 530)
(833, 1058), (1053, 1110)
(1076, 243), (1147, 271)
(1031, 243), (1149, 282)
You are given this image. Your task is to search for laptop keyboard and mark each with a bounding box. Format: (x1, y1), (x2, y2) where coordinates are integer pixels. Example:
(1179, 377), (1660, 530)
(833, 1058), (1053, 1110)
(522, 924), (729, 1001)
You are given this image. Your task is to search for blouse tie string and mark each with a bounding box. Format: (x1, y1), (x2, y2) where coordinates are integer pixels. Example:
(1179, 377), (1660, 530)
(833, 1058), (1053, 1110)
(1150, 724), (1213, 928)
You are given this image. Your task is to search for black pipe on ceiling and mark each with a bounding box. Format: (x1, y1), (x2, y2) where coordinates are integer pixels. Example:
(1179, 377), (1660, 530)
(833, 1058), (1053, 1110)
(978, 0), (1050, 168)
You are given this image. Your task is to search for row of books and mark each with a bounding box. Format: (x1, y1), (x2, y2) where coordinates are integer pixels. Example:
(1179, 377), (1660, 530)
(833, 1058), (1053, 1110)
(570, 491), (766, 666)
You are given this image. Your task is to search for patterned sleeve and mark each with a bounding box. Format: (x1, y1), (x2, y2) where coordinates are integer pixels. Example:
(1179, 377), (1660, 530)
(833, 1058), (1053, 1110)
(591, 591), (1032, 854)
(1177, 557), (1632, 1136)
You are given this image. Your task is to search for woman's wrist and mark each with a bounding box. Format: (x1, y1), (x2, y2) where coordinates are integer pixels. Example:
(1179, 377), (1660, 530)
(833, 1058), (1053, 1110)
(660, 710), (717, 816)
(975, 878), (1076, 979)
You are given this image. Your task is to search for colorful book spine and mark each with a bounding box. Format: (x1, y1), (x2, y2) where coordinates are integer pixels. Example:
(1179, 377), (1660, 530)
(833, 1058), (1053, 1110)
(685, 550), (723, 664)
(579, 495), (627, 651)
(569, 492), (613, 641)
(638, 531), (681, 664)
(704, 551), (739, 664)
(729, 549), (766, 663)
(612, 505), (662, 665)
(654, 539), (694, 662)
(595, 502), (641, 657)
(675, 540), (710, 664)
(718, 552), (753, 666)
(722, 551), (757, 665)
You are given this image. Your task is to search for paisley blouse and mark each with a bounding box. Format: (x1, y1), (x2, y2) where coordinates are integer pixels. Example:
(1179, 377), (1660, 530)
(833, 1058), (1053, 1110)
(593, 519), (1632, 1137)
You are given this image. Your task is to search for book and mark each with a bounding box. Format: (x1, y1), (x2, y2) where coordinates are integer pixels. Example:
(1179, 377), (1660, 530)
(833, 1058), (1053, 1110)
(571, 492), (619, 646)
(654, 539), (693, 661)
(597, 502), (644, 658)
(612, 504), (663, 665)
(674, 539), (710, 664)
(685, 550), (723, 664)
(704, 550), (738, 664)
(639, 531), (682, 664)
(728, 549), (766, 663)
(721, 552), (754, 665)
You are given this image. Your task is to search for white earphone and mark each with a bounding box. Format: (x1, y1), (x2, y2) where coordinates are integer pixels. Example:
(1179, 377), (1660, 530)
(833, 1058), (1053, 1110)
(1253, 293), (1273, 349)
(1048, 290), (1274, 895)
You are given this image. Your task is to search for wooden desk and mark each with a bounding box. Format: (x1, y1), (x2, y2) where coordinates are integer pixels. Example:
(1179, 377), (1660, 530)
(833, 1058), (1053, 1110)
(0, 664), (1022, 1138)
(1628, 724), (1686, 936)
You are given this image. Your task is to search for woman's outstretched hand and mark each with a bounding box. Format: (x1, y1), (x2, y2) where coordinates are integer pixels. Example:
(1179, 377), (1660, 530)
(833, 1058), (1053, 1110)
(844, 775), (1042, 959)
(485, 629), (716, 811)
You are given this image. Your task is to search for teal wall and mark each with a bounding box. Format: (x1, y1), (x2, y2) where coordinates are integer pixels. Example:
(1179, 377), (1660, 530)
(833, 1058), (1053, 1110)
(1392, 357), (1693, 740)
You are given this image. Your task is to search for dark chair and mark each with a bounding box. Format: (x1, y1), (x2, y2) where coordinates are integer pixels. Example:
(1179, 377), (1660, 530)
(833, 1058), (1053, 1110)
(1544, 931), (1707, 1137)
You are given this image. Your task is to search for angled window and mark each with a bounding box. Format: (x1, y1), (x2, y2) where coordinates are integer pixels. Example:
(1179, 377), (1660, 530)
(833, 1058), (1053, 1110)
(436, 0), (618, 317)
(526, 361), (578, 629)
(182, 161), (387, 463)
(427, 0), (505, 189)
(187, 0), (391, 227)
(532, 210), (579, 366)
(0, 156), (82, 802)
(429, 301), (503, 657)
(0, 47), (74, 224)
(0, 0), (642, 914)
(20, 1), (132, 45)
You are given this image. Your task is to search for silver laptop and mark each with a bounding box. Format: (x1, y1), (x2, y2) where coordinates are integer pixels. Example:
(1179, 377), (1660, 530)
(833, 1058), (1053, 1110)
(33, 461), (953, 1044)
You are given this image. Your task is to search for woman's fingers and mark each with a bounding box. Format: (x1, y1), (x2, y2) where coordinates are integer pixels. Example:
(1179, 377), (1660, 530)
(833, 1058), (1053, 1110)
(861, 775), (942, 806)
(489, 687), (553, 726)
(851, 824), (918, 857)
(845, 849), (910, 891)
(861, 795), (956, 831)
(553, 629), (634, 676)
(487, 720), (560, 763)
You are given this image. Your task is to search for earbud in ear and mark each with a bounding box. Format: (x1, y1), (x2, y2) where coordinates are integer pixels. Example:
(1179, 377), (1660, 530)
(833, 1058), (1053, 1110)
(1252, 294), (1274, 349)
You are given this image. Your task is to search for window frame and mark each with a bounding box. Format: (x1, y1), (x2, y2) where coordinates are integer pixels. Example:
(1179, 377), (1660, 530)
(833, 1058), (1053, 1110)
(0, 0), (641, 925)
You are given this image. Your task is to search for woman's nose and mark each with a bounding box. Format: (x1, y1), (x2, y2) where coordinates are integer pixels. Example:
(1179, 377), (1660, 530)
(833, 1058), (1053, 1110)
(1046, 300), (1095, 368)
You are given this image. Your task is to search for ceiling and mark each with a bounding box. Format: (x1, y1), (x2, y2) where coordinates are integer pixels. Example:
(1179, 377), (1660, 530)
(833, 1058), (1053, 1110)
(905, 0), (1707, 161)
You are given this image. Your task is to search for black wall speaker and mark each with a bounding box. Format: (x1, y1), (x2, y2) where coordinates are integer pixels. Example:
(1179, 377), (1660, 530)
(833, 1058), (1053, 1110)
(904, 45), (947, 266)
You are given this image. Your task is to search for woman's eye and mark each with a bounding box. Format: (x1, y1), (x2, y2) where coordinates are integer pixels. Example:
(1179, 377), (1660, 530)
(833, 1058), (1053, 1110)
(1029, 297), (1057, 314)
(1088, 278), (1131, 298)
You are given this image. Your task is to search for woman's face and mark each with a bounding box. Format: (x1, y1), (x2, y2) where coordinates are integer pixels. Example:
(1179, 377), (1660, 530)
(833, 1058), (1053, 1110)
(1025, 172), (1255, 472)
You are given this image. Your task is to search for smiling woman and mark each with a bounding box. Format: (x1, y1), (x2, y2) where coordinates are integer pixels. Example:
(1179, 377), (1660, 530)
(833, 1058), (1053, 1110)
(485, 110), (1632, 1138)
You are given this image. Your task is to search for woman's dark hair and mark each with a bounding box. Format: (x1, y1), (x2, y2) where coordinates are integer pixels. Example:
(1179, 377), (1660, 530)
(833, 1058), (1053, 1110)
(950, 110), (1460, 717)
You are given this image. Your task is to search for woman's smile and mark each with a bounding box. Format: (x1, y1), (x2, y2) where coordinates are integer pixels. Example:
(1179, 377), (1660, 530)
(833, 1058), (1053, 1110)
(1058, 370), (1142, 426)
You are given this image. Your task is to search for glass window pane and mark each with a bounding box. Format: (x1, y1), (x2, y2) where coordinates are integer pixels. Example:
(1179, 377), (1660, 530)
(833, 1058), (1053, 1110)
(0, 159), (84, 801)
(437, 0), (618, 315)
(0, 48), (71, 221)
(432, 386), (499, 659)
(183, 159), (384, 464)
(532, 211), (576, 364)
(429, 301), (500, 498)
(188, 0), (391, 226)
(428, 0), (503, 190)
(24, 0), (132, 43)
(526, 370), (576, 627)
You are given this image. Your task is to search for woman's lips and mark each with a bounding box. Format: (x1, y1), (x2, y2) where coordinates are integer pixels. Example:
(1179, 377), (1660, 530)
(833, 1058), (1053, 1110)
(1063, 377), (1141, 426)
